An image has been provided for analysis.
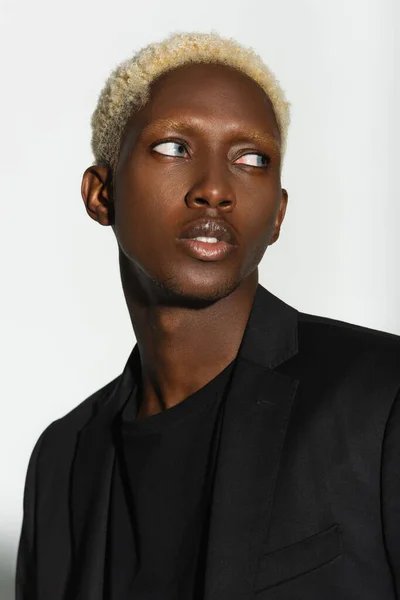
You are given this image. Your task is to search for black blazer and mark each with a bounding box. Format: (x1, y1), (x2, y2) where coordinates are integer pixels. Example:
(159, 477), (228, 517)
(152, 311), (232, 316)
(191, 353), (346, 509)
(16, 284), (400, 599)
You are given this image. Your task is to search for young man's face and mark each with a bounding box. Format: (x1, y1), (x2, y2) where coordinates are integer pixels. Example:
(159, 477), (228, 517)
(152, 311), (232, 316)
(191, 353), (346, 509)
(112, 62), (287, 305)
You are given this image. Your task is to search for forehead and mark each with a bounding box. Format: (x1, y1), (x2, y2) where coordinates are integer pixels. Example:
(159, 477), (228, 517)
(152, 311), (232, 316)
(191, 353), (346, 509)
(132, 63), (280, 142)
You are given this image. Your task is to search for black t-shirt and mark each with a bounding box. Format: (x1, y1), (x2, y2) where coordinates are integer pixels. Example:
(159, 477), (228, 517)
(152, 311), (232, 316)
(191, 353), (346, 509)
(105, 358), (236, 600)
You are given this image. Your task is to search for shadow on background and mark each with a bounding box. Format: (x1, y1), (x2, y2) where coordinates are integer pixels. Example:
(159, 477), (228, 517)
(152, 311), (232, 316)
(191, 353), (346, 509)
(0, 548), (15, 600)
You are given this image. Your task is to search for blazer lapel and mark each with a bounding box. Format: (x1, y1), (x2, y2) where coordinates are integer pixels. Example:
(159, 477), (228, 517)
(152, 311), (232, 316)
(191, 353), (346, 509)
(204, 284), (299, 600)
(66, 345), (140, 600)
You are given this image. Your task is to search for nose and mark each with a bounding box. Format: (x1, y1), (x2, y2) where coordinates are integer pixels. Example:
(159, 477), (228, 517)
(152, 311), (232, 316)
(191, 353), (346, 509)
(185, 162), (236, 212)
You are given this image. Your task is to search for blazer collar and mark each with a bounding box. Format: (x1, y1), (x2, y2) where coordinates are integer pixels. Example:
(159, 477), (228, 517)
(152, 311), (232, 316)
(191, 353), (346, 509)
(67, 283), (299, 600)
(235, 282), (298, 369)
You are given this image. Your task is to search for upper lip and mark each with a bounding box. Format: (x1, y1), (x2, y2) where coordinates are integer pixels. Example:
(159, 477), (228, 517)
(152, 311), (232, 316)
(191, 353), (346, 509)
(178, 218), (237, 245)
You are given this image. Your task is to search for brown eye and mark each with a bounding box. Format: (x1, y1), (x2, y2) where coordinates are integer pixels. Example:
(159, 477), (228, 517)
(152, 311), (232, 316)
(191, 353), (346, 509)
(152, 141), (187, 157)
(235, 153), (270, 168)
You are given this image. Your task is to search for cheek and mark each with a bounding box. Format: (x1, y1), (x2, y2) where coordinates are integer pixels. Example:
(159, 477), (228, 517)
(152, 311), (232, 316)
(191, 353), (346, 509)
(113, 163), (181, 259)
(244, 185), (280, 242)
(238, 185), (282, 270)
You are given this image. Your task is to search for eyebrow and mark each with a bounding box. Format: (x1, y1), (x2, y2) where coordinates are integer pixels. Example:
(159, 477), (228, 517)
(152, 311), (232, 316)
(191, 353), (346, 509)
(140, 117), (281, 155)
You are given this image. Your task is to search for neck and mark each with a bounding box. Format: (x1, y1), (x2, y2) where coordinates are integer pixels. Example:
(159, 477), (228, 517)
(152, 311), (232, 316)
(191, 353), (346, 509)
(120, 263), (258, 419)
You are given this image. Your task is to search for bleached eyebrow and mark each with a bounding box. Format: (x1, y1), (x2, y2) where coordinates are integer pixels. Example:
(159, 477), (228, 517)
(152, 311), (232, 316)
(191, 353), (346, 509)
(240, 131), (281, 153)
(140, 118), (195, 137)
(141, 117), (281, 155)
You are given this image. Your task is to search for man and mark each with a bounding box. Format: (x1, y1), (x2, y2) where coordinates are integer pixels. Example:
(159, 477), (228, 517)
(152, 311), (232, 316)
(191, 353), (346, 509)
(16, 31), (400, 600)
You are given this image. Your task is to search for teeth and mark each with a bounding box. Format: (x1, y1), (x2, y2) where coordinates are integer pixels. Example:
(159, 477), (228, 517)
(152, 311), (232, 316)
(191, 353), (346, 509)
(193, 237), (219, 243)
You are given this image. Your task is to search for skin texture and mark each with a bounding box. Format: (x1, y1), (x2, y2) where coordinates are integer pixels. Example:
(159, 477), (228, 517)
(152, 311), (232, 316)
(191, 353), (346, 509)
(81, 62), (288, 419)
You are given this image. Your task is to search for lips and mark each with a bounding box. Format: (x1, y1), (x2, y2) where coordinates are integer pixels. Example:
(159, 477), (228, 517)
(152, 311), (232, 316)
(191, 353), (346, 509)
(178, 218), (237, 245)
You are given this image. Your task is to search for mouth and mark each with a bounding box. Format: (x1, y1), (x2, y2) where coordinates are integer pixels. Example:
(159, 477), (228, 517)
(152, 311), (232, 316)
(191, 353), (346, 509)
(177, 218), (238, 262)
(176, 237), (236, 262)
(179, 217), (237, 243)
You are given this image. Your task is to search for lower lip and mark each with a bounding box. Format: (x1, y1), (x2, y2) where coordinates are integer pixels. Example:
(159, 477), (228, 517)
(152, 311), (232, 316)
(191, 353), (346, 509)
(177, 238), (237, 261)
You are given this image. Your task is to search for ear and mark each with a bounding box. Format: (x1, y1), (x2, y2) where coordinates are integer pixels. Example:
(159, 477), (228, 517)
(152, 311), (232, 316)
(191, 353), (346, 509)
(269, 188), (288, 245)
(81, 165), (114, 226)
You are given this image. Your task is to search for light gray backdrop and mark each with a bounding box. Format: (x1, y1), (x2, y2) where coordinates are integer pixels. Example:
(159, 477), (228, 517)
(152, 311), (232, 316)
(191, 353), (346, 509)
(1, 0), (399, 597)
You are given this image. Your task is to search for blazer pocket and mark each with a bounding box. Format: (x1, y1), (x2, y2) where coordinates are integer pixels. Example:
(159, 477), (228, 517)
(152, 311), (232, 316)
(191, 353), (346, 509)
(254, 523), (343, 591)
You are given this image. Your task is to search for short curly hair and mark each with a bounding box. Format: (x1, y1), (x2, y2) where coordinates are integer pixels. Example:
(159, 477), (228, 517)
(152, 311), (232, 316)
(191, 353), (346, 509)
(91, 31), (291, 171)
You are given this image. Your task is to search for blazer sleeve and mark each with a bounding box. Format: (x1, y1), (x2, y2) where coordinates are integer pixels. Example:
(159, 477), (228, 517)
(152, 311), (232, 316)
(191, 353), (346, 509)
(15, 428), (48, 600)
(382, 387), (400, 598)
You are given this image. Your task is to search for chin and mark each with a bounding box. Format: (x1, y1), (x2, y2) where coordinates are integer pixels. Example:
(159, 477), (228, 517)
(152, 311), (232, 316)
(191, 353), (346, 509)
(152, 268), (242, 308)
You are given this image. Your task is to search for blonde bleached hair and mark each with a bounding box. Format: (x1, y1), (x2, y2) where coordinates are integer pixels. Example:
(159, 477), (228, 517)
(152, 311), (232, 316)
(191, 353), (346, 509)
(91, 31), (291, 170)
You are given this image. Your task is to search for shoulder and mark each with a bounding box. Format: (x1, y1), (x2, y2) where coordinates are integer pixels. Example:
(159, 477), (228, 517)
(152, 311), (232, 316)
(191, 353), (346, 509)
(19, 374), (123, 548)
(285, 311), (400, 417)
(30, 374), (121, 466)
(52, 374), (120, 428)
(298, 311), (400, 372)
(287, 312), (400, 441)
(298, 310), (400, 342)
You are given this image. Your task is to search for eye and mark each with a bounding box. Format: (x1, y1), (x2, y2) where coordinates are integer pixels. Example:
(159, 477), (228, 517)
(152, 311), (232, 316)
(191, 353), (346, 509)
(235, 153), (270, 168)
(152, 141), (188, 157)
